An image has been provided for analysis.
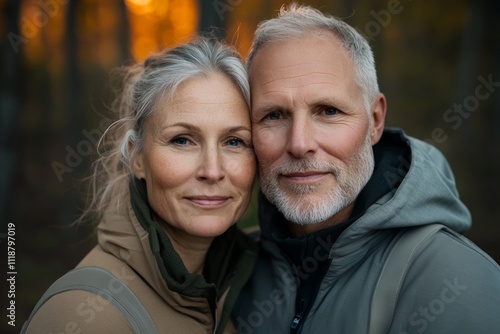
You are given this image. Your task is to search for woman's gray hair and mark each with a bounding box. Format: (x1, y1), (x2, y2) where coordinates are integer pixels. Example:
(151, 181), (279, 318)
(79, 37), (249, 224)
(247, 4), (379, 113)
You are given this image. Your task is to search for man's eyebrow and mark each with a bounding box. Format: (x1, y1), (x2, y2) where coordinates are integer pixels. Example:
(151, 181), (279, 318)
(252, 104), (285, 115)
(253, 98), (345, 114)
(309, 97), (348, 110)
(312, 97), (340, 106)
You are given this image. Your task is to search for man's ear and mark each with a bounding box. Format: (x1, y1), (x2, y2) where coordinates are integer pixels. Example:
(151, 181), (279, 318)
(370, 93), (387, 145)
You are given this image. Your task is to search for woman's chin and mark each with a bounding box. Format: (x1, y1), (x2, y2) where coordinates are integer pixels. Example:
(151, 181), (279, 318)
(187, 221), (236, 238)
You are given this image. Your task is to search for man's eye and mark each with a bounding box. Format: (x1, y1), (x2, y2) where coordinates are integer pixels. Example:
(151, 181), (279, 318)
(265, 111), (282, 120)
(324, 107), (339, 115)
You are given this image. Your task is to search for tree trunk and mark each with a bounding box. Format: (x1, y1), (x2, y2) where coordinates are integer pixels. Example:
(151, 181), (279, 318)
(198, 0), (228, 38)
(118, 0), (131, 64)
(0, 0), (22, 219)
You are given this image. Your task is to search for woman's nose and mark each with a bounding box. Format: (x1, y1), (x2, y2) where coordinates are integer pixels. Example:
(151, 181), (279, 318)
(196, 146), (225, 183)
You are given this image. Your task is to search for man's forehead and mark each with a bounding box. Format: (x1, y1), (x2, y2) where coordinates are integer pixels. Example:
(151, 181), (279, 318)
(250, 32), (348, 66)
(249, 38), (354, 89)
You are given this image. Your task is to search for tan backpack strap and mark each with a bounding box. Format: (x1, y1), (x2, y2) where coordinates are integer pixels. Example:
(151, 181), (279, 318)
(21, 266), (157, 334)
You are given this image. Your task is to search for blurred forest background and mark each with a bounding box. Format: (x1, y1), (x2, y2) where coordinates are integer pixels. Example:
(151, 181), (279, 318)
(1, 0), (499, 332)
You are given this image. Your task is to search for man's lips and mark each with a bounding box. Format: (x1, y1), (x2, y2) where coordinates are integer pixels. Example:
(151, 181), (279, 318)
(281, 171), (329, 182)
(184, 196), (230, 208)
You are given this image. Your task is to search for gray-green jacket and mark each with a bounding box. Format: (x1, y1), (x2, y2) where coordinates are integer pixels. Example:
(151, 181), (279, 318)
(233, 128), (500, 334)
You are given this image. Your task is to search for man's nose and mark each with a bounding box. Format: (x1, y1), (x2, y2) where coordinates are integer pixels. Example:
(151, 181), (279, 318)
(286, 114), (318, 158)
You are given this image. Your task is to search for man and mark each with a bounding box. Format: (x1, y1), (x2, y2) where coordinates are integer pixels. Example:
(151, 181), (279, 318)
(233, 4), (500, 334)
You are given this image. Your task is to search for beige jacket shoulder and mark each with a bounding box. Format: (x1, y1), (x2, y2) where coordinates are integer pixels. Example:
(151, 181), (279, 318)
(24, 190), (240, 334)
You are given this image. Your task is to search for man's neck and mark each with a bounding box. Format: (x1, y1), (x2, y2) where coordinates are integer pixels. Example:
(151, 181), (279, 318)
(288, 202), (355, 237)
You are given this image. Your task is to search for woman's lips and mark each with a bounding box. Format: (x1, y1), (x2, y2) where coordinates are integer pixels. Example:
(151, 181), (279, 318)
(185, 196), (230, 208)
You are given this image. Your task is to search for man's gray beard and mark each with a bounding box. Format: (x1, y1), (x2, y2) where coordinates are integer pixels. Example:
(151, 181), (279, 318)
(259, 133), (375, 226)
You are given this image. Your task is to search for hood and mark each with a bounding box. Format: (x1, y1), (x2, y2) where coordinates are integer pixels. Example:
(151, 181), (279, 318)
(337, 128), (471, 243)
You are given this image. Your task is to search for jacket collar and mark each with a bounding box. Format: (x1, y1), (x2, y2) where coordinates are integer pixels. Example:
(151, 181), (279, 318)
(129, 178), (217, 301)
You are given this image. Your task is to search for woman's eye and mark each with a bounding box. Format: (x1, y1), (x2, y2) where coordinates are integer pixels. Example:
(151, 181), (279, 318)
(324, 107), (339, 116)
(171, 136), (190, 145)
(226, 138), (245, 147)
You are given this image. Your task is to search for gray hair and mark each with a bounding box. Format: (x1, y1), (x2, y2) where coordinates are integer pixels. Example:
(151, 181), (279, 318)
(247, 4), (379, 113)
(79, 37), (250, 224)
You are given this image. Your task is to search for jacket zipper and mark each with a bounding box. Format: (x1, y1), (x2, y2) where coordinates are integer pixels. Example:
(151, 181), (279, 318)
(212, 308), (218, 334)
(290, 298), (305, 334)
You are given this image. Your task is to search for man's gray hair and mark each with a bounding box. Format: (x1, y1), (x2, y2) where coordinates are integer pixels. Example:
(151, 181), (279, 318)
(247, 4), (379, 113)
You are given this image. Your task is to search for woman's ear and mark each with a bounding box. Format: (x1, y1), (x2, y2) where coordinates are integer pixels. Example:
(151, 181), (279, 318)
(133, 153), (146, 180)
(129, 140), (145, 180)
(370, 93), (387, 145)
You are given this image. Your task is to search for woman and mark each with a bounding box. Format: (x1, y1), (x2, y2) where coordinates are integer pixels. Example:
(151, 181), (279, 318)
(22, 37), (257, 333)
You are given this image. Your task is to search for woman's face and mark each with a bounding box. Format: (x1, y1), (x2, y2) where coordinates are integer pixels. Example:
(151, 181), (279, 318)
(133, 73), (255, 238)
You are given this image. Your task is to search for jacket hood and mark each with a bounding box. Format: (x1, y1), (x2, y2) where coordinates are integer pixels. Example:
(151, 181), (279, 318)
(339, 128), (471, 240)
(258, 128), (471, 255)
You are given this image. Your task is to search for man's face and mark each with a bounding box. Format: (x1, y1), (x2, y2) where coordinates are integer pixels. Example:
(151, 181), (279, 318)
(250, 33), (382, 235)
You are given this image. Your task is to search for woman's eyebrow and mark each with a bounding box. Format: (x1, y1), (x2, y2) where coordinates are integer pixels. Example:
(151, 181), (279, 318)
(223, 126), (251, 134)
(161, 122), (200, 132)
(162, 123), (250, 134)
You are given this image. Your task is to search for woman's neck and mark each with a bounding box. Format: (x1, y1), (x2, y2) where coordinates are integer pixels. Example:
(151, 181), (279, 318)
(161, 224), (214, 275)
